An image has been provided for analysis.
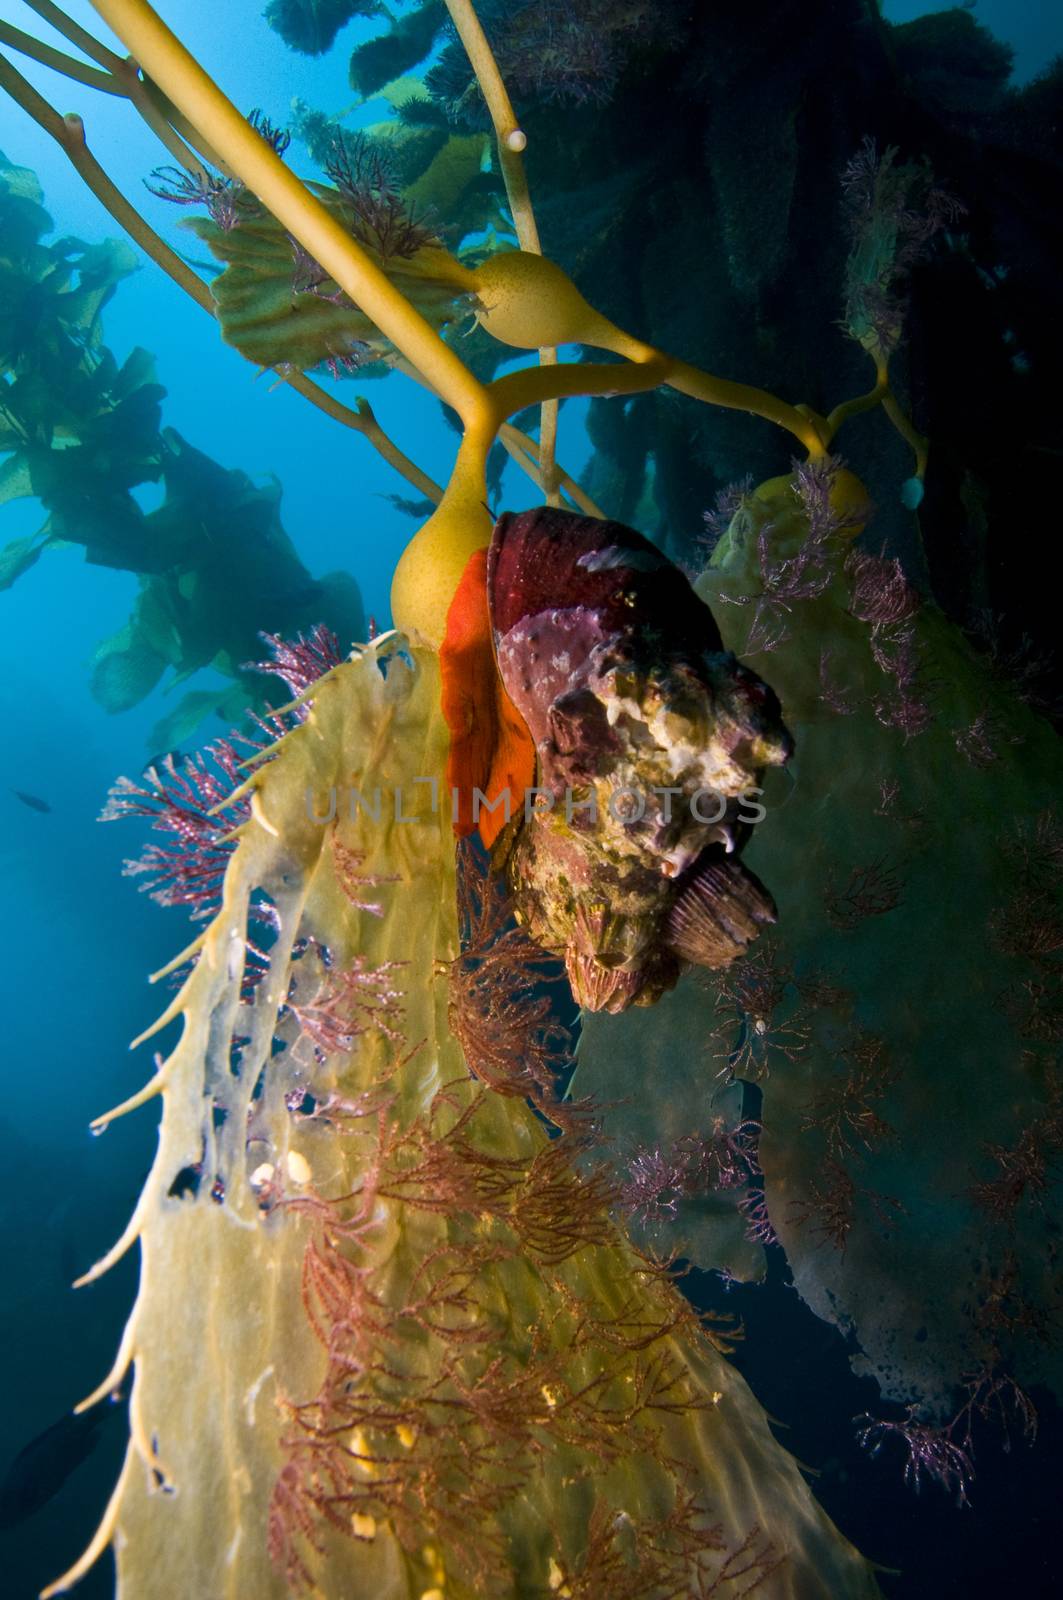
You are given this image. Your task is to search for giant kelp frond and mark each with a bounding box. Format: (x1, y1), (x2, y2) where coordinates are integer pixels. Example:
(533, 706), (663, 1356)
(265, 0), (386, 58)
(840, 139), (963, 359)
(612, 469), (1063, 1450)
(186, 182), (467, 374)
(0, 158), (364, 739)
(103, 740), (250, 919)
(427, 0), (687, 116)
(56, 637), (881, 1599)
(346, 0), (447, 101)
(152, 106), (469, 375)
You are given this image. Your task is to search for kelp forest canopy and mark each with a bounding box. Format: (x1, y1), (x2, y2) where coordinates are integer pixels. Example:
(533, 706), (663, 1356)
(269, 0), (1063, 693)
(5, 0), (1063, 712)
(0, 152), (365, 748)
(0, 2), (1061, 1599)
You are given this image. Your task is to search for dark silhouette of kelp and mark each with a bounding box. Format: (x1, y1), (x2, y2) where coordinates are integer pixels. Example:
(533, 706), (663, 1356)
(0, 152), (364, 747)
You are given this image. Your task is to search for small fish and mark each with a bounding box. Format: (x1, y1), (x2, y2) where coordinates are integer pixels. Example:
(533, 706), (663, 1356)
(12, 788), (51, 813)
(0, 1399), (120, 1527)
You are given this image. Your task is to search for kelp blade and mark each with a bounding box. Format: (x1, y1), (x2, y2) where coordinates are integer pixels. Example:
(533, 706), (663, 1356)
(63, 640), (878, 1599)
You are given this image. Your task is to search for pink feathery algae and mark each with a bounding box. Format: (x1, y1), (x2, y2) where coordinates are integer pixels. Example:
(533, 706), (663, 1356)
(841, 138), (963, 358)
(967, 1077), (1063, 1220)
(446, 840), (577, 1126)
(856, 1367), (1036, 1508)
(104, 626), (341, 921)
(539, 1497), (784, 1598)
(856, 1410), (974, 1507)
(331, 836), (398, 919)
(620, 1120), (760, 1226)
(432, 0), (688, 111)
(823, 857), (904, 931)
(145, 164), (255, 231)
(145, 106), (288, 228)
(711, 947), (811, 1083)
(266, 1052), (717, 1590)
(738, 1190), (779, 1250)
(323, 132), (440, 262)
(968, 608), (1057, 711)
(953, 708), (1025, 769)
(845, 548), (920, 629)
(989, 889), (1063, 967)
(819, 646), (858, 715)
(285, 952), (406, 1067)
(786, 1160), (905, 1255)
(620, 1144), (693, 1225)
(101, 741), (249, 920)
(249, 622), (345, 705)
(714, 459), (867, 655)
(845, 559), (934, 741)
(247, 107), (292, 157)
(800, 1035), (896, 1160)
(695, 476), (754, 572)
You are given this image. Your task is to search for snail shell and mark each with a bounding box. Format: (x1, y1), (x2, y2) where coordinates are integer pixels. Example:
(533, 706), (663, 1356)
(487, 507), (791, 1012)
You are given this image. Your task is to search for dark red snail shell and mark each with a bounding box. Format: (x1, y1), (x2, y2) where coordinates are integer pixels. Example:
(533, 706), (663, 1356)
(486, 507), (792, 1012)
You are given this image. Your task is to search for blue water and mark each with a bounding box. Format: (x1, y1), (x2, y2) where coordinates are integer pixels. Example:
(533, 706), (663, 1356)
(1, 3), (1060, 1597)
(883, 0), (1059, 84)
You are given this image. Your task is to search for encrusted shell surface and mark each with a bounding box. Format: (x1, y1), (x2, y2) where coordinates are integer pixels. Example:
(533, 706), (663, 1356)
(488, 508), (791, 1011)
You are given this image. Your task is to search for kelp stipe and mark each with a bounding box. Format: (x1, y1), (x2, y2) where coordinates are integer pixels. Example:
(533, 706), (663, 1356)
(50, 637), (880, 1597)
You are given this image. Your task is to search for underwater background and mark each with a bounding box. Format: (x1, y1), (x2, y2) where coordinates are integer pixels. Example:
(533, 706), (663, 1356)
(1, 2), (1061, 1597)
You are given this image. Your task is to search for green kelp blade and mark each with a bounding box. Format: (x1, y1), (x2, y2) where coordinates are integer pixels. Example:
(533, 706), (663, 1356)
(0, 525), (51, 593)
(0, 452), (34, 511)
(347, 1), (445, 101)
(55, 639), (879, 1599)
(0, 150), (53, 261)
(402, 133), (504, 248)
(574, 981), (767, 1282)
(148, 683), (256, 755)
(89, 625), (168, 714)
(264, 0), (379, 58)
(188, 202), (467, 373)
(693, 483), (1063, 1418)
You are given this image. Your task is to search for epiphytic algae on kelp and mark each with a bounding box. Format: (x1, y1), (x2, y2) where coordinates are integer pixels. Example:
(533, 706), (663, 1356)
(181, 187), (471, 377)
(577, 460), (1063, 1483)
(703, 465), (1063, 1428)
(56, 636), (881, 1598)
(488, 506), (789, 1013)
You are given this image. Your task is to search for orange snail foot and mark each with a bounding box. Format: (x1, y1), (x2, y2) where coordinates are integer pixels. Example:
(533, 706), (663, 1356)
(439, 547), (536, 849)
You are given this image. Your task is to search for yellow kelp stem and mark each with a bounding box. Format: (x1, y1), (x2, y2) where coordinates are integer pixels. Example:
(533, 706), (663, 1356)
(90, 0), (490, 433)
(443, 0), (563, 503)
(0, 53), (444, 503)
